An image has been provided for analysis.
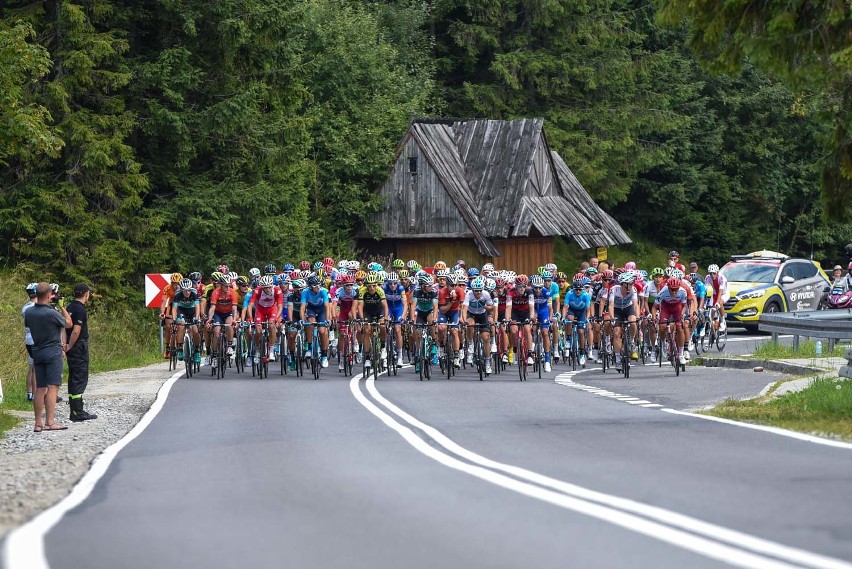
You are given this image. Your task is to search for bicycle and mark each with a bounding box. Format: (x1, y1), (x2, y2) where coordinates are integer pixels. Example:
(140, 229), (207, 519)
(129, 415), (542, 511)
(701, 305), (728, 352)
(234, 322), (248, 374)
(440, 322), (459, 379)
(598, 318), (615, 373)
(563, 318), (581, 371)
(532, 323), (544, 378)
(470, 323), (490, 380)
(166, 320), (179, 372)
(492, 322), (506, 375)
(251, 321), (271, 379)
(307, 320), (327, 380)
(337, 320), (356, 376)
(613, 319), (632, 378)
(276, 322), (289, 376)
(386, 319), (399, 377)
(413, 322), (435, 381)
(661, 317), (685, 376)
(176, 317), (196, 379)
(288, 321), (305, 377)
(511, 320), (529, 381)
(209, 322), (230, 379)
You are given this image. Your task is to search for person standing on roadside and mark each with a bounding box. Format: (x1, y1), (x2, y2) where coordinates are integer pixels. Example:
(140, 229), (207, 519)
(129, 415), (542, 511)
(25, 282), (72, 432)
(66, 283), (97, 422)
(23, 283), (38, 401)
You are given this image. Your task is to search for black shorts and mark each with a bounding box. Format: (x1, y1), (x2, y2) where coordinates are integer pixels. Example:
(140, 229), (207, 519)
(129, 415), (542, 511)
(415, 311), (431, 326)
(175, 308), (196, 323)
(363, 311), (384, 324)
(511, 309), (529, 323)
(614, 306), (635, 321)
(467, 312), (489, 326)
(26, 345), (33, 357)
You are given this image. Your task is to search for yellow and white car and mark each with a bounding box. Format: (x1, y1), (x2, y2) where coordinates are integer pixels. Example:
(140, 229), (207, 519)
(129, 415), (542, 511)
(720, 250), (831, 332)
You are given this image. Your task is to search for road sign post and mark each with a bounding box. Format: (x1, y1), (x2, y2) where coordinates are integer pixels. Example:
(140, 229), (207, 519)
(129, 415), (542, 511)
(146, 273), (172, 356)
(596, 247), (608, 262)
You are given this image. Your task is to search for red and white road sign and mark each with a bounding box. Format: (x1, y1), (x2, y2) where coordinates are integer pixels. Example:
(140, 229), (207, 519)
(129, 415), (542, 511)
(145, 273), (172, 308)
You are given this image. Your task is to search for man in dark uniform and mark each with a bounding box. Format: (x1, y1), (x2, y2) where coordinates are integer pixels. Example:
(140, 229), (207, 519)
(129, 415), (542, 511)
(25, 282), (72, 431)
(66, 283), (97, 421)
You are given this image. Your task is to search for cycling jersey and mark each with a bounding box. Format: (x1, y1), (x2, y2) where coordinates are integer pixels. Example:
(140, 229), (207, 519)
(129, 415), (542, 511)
(547, 281), (560, 308)
(438, 286), (465, 312)
(252, 287), (283, 310)
(412, 288), (437, 313)
(463, 290), (493, 315)
(608, 285), (636, 310)
(564, 290), (591, 313)
(654, 286), (688, 306)
(383, 283), (406, 309)
(210, 288), (238, 314)
(358, 286), (386, 317)
(286, 291), (303, 320)
(335, 286), (358, 319)
(532, 288), (552, 312)
(172, 289), (199, 310)
(506, 288), (533, 310)
(643, 281), (663, 304)
(705, 274), (729, 303)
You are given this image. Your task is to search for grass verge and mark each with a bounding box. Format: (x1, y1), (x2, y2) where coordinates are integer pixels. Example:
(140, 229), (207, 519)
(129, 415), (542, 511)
(703, 376), (852, 441)
(554, 235), (671, 273)
(752, 340), (846, 359)
(1, 269), (162, 436)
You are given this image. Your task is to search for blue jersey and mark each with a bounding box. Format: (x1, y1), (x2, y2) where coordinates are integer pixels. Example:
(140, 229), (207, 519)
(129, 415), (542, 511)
(532, 288), (551, 312)
(383, 283), (406, 308)
(548, 282), (560, 304)
(565, 290), (591, 312)
(692, 280), (707, 300)
(301, 287), (330, 309)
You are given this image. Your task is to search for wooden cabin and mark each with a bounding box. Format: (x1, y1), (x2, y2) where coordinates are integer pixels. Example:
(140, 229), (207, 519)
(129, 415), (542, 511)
(358, 118), (630, 274)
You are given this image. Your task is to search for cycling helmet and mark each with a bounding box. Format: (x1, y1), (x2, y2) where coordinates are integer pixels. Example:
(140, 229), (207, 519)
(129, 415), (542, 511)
(585, 267), (598, 276)
(170, 272), (183, 284)
(545, 263), (557, 273)
(601, 270), (614, 280)
(377, 270), (388, 282)
(259, 275), (274, 287)
(299, 260), (310, 270)
(634, 272), (645, 282)
(342, 274), (355, 284)
(541, 270), (553, 280)
(530, 275), (544, 288)
(292, 278), (307, 289)
(387, 272), (400, 283)
(313, 261), (324, 271)
(346, 260), (359, 271)
(227, 271), (238, 282)
(323, 257), (334, 267)
(392, 259), (405, 268)
(406, 260), (419, 269)
(556, 271), (567, 281)
(362, 273), (377, 285)
(249, 268), (261, 278)
(614, 267), (625, 276)
(298, 270), (311, 279)
(26, 283), (38, 297)
(688, 272), (700, 283)
(471, 277), (485, 291)
(848, 262), (852, 270)
(573, 273), (585, 282)
(177, 278), (192, 290)
(282, 263), (295, 272)
(398, 269), (409, 279)
(289, 270), (300, 280)
(664, 267), (674, 277)
(583, 276), (592, 286)
(572, 278), (584, 289)
(482, 263), (495, 271)
(651, 267), (665, 277)
(264, 264), (276, 275)
(671, 269), (684, 279)
(434, 261), (447, 271)
(668, 277), (682, 290)
(306, 275), (320, 287)
(485, 278), (496, 292)
(435, 269), (449, 278)
(467, 267), (480, 277)
(638, 270), (648, 278)
(624, 261), (637, 270)
(189, 272), (202, 282)
(618, 272), (634, 284)
(516, 274), (529, 286)
(419, 274), (434, 286)
(355, 270), (367, 281)
(217, 264), (229, 274)
(220, 273), (232, 285)
(365, 262), (380, 272)
(211, 271), (224, 283)
(280, 277), (291, 287)
(669, 250), (680, 258)
(338, 260), (348, 269)
(494, 277), (506, 287)
(707, 264), (720, 274)
(236, 276), (249, 286)
(536, 266), (546, 275)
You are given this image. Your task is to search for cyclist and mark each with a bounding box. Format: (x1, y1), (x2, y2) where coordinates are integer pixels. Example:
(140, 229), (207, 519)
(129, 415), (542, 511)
(530, 275), (553, 372)
(542, 270), (561, 363)
(300, 275), (332, 368)
(653, 276), (689, 366)
(506, 274), (535, 366)
(159, 272), (183, 357)
(609, 271), (640, 371)
(249, 275), (283, 363)
(285, 279), (307, 371)
(704, 264), (729, 331)
(170, 278), (202, 365)
(206, 273), (238, 367)
(561, 274), (592, 367)
(461, 276), (494, 374)
(436, 272), (465, 368)
(410, 274), (439, 373)
(642, 267), (666, 363)
(384, 272), (408, 367)
(356, 273), (389, 369)
(668, 250), (687, 274)
(493, 276), (511, 363)
(333, 274), (358, 371)
(593, 269), (614, 363)
(687, 273), (708, 352)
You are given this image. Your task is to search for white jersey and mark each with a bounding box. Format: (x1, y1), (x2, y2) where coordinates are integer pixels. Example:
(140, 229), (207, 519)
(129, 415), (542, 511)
(463, 290), (493, 314)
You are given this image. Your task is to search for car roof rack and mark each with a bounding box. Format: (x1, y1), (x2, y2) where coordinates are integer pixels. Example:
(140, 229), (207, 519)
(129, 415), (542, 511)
(730, 250), (789, 262)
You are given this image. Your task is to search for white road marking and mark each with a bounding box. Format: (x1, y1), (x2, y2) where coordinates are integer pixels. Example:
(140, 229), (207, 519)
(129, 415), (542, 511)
(3, 367), (188, 569)
(355, 373), (852, 569)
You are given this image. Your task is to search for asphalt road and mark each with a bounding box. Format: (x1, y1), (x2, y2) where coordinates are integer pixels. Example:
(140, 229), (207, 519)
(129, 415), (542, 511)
(7, 329), (852, 569)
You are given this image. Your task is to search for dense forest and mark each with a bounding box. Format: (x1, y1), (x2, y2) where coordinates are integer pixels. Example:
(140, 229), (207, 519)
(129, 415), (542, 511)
(2, 0), (850, 300)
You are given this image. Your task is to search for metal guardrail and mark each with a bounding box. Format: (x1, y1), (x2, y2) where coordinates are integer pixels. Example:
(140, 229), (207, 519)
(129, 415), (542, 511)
(759, 309), (852, 352)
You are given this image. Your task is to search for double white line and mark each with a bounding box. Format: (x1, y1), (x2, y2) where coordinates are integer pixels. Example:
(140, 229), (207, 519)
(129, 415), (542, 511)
(350, 372), (852, 569)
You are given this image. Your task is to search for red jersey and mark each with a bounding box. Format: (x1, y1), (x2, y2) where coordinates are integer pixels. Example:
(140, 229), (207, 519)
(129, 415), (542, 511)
(251, 287), (283, 309)
(438, 285), (465, 311)
(210, 288), (239, 314)
(507, 288), (533, 310)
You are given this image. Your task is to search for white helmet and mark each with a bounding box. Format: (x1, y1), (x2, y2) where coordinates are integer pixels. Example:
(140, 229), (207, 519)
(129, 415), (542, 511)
(259, 275), (274, 287)
(708, 264), (720, 274)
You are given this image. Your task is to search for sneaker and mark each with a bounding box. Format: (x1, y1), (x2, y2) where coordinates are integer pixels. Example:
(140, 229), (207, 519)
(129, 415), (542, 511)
(177, 350), (184, 361)
(254, 355), (260, 364)
(684, 351), (691, 362)
(526, 355), (534, 365)
(163, 350), (169, 359)
(415, 362), (422, 373)
(431, 353), (439, 366)
(502, 353), (509, 364)
(381, 348), (387, 360)
(590, 348), (599, 361)
(321, 357), (328, 368)
(268, 349), (276, 362)
(544, 361), (552, 372)
(720, 320), (727, 331)
(491, 340), (497, 351)
(649, 351), (657, 363)
(687, 340), (694, 352)
(211, 357), (218, 368)
(595, 354), (603, 364)
(466, 352), (473, 365)
(430, 344), (438, 356)
(27, 392), (34, 401)
(615, 354), (622, 365)
(338, 360), (345, 371)
(227, 346), (235, 357)
(508, 352), (514, 364)
(205, 355), (211, 366)
(579, 354), (586, 367)
(678, 354), (687, 365)
(365, 358), (372, 368)
(454, 356), (461, 368)
(289, 361), (297, 371)
(485, 362), (492, 374)
(273, 344), (280, 355)
(396, 355), (403, 366)
(354, 342), (360, 352)
(554, 354), (560, 364)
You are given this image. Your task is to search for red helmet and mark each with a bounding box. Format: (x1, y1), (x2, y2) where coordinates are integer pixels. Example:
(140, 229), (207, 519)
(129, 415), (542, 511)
(494, 277), (506, 287)
(515, 274), (529, 285)
(323, 257), (334, 267)
(342, 273), (355, 284)
(602, 270), (614, 280)
(217, 264), (229, 274)
(668, 277), (682, 290)
(289, 270), (300, 280)
(298, 260), (310, 270)
(614, 267), (625, 276)
(324, 263), (334, 275)
(573, 273), (585, 282)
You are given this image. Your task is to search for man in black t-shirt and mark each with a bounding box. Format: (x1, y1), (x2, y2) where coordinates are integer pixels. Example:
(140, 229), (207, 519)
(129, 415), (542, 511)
(66, 283), (97, 421)
(25, 282), (72, 431)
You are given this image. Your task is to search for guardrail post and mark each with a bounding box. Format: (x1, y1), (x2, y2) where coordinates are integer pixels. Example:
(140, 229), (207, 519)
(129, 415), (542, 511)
(840, 348), (852, 380)
(772, 331), (778, 342)
(792, 335), (799, 353)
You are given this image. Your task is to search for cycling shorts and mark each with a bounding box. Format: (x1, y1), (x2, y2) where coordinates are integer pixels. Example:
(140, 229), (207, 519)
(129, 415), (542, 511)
(254, 306), (277, 324)
(467, 312), (489, 327)
(511, 309), (530, 324)
(211, 312), (232, 326)
(389, 305), (404, 322)
(363, 311), (385, 324)
(659, 303), (685, 324)
(566, 309), (588, 328)
(536, 311), (551, 330)
(305, 307), (327, 322)
(614, 306), (635, 322)
(337, 308), (353, 323)
(175, 308), (197, 324)
(437, 309), (460, 325)
(712, 292), (730, 306)
(415, 311), (431, 326)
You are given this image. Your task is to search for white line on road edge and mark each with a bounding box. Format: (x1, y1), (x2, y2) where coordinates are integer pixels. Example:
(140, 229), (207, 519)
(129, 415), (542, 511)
(558, 370), (852, 451)
(2, 367), (188, 569)
(353, 374), (852, 569)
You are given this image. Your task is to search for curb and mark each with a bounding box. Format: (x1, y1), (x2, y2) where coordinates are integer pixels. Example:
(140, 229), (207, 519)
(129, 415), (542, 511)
(700, 357), (821, 375)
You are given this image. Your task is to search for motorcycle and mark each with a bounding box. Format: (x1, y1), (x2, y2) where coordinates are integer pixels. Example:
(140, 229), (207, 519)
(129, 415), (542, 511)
(826, 279), (852, 309)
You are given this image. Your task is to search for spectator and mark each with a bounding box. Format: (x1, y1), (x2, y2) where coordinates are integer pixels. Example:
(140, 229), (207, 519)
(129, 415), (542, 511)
(832, 265), (843, 281)
(25, 282), (71, 432)
(589, 257), (599, 269)
(22, 283), (38, 401)
(598, 261), (610, 273)
(66, 283), (97, 422)
(579, 261), (590, 271)
(453, 259), (466, 272)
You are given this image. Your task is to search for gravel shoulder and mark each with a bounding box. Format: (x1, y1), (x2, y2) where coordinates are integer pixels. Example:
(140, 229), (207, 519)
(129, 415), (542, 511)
(0, 362), (175, 539)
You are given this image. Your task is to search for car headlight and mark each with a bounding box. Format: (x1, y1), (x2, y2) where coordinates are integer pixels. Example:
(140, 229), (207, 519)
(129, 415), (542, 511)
(739, 289), (766, 300)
